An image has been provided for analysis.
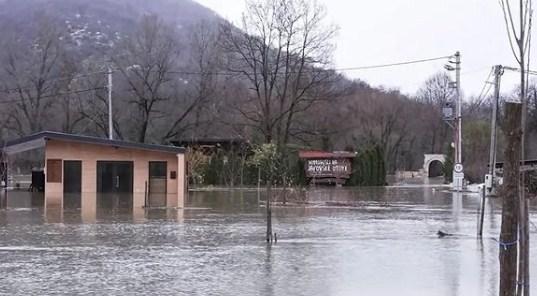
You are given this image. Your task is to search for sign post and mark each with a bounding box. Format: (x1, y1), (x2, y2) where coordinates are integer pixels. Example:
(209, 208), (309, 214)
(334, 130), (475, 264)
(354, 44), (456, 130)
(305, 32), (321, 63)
(453, 163), (464, 191)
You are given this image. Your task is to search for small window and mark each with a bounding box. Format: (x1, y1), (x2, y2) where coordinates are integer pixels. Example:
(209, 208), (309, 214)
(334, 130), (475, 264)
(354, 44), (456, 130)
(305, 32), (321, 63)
(149, 162), (167, 178)
(170, 171), (177, 180)
(46, 159), (62, 183)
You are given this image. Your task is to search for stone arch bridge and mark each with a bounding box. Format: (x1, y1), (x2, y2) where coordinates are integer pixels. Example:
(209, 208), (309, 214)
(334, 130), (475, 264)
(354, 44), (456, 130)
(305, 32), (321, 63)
(423, 154), (446, 178)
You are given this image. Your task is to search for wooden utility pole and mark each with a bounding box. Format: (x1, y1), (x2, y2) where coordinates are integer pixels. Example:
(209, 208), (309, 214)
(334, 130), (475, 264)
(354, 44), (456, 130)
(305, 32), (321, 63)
(480, 65), (501, 237)
(487, 65), (503, 195)
(500, 102), (522, 296)
(451, 52), (464, 191)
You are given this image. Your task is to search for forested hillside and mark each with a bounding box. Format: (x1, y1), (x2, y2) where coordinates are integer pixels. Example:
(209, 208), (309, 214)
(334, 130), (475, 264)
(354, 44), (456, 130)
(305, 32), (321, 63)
(0, 0), (510, 181)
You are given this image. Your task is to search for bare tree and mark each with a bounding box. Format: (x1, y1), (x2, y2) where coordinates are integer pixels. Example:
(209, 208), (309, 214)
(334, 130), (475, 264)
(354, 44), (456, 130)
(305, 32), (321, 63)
(73, 64), (125, 139)
(500, 102), (523, 296)
(351, 89), (410, 173)
(417, 72), (453, 106)
(499, 1), (533, 295)
(220, 0), (338, 147)
(113, 15), (178, 143)
(1, 17), (70, 135)
(220, 0), (337, 243)
(416, 72), (453, 154)
(56, 61), (87, 134)
(161, 20), (221, 142)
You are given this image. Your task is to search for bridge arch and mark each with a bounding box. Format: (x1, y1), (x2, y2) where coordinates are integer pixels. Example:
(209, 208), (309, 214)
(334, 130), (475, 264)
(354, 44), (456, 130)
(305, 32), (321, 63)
(423, 154), (446, 178)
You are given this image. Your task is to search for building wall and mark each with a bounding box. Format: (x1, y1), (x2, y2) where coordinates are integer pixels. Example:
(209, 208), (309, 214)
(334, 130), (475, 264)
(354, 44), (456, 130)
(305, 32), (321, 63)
(44, 140), (185, 208)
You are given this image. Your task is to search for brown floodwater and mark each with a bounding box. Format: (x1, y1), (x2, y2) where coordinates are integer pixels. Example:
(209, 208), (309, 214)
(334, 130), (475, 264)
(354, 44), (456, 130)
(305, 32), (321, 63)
(0, 183), (536, 295)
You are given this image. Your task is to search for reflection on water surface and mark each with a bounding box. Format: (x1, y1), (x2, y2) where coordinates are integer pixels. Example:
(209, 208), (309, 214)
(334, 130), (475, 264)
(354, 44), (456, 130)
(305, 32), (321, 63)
(0, 185), (536, 295)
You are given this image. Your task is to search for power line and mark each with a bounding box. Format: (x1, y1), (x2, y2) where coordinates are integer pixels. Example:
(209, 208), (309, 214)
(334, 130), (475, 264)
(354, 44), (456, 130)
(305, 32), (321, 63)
(461, 66), (494, 76)
(166, 55), (453, 76)
(0, 87), (106, 105)
(0, 54), (452, 95)
(477, 69), (494, 100)
(470, 68), (495, 112)
(116, 55), (452, 76)
(333, 55), (453, 71)
(0, 70), (108, 95)
(502, 67), (537, 76)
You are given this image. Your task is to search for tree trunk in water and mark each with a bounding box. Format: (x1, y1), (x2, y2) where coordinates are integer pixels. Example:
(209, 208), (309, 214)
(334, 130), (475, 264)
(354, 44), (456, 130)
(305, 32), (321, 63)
(500, 102), (522, 296)
(519, 194), (530, 296)
(518, 48), (530, 296)
(516, 5), (530, 293)
(266, 182), (272, 243)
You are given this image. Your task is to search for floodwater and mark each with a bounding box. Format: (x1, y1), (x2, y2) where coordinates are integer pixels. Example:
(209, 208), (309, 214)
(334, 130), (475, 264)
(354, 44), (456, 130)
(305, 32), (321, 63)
(1, 181), (537, 295)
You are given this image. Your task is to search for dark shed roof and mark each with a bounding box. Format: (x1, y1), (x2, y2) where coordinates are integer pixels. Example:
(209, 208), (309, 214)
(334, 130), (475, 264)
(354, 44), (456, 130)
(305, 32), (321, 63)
(298, 150), (357, 159)
(172, 138), (248, 146)
(2, 131), (185, 155)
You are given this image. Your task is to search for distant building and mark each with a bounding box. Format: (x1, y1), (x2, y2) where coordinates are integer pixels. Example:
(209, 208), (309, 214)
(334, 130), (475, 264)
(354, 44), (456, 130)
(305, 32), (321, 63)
(1, 132), (187, 208)
(299, 150), (356, 186)
(172, 138), (250, 155)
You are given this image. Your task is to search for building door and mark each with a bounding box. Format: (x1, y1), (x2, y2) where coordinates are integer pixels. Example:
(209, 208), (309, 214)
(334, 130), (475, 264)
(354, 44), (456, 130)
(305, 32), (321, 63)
(0, 161), (7, 188)
(63, 161), (82, 193)
(148, 161), (167, 207)
(97, 161), (134, 193)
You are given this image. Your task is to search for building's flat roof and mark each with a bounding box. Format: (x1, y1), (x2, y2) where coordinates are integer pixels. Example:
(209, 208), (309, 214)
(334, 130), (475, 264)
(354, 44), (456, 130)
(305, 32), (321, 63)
(299, 150), (357, 159)
(171, 138), (249, 148)
(1, 131), (185, 155)
(173, 137), (247, 144)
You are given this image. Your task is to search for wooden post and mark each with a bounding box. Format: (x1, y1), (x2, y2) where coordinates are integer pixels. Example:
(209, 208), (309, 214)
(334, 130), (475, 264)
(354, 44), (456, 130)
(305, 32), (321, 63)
(266, 181), (272, 243)
(257, 166), (261, 206)
(0, 189), (5, 209)
(500, 102), (522, 296)
(144, 181), (148, 208)
(478, 187), (486, 237)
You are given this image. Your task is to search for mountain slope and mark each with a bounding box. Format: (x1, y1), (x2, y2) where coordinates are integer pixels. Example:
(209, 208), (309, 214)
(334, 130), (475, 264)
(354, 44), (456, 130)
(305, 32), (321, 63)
(0, 0), (220, 49)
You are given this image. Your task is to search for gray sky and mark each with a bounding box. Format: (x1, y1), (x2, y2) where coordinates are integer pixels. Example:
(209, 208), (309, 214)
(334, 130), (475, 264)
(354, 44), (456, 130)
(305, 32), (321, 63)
(195, 0), (533, 98)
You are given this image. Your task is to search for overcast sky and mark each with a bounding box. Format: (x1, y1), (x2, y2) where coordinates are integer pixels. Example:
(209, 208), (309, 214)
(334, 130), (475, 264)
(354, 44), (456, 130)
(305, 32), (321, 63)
(195, 0), (534, 98)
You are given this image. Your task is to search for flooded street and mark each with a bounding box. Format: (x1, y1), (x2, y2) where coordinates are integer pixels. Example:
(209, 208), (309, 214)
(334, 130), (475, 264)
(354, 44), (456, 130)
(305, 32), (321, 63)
(1, 184), (537, 295)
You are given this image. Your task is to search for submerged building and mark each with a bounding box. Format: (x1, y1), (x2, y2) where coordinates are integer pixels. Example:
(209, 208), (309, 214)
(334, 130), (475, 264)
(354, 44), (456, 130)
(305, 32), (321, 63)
(1, 131), (187, 208)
